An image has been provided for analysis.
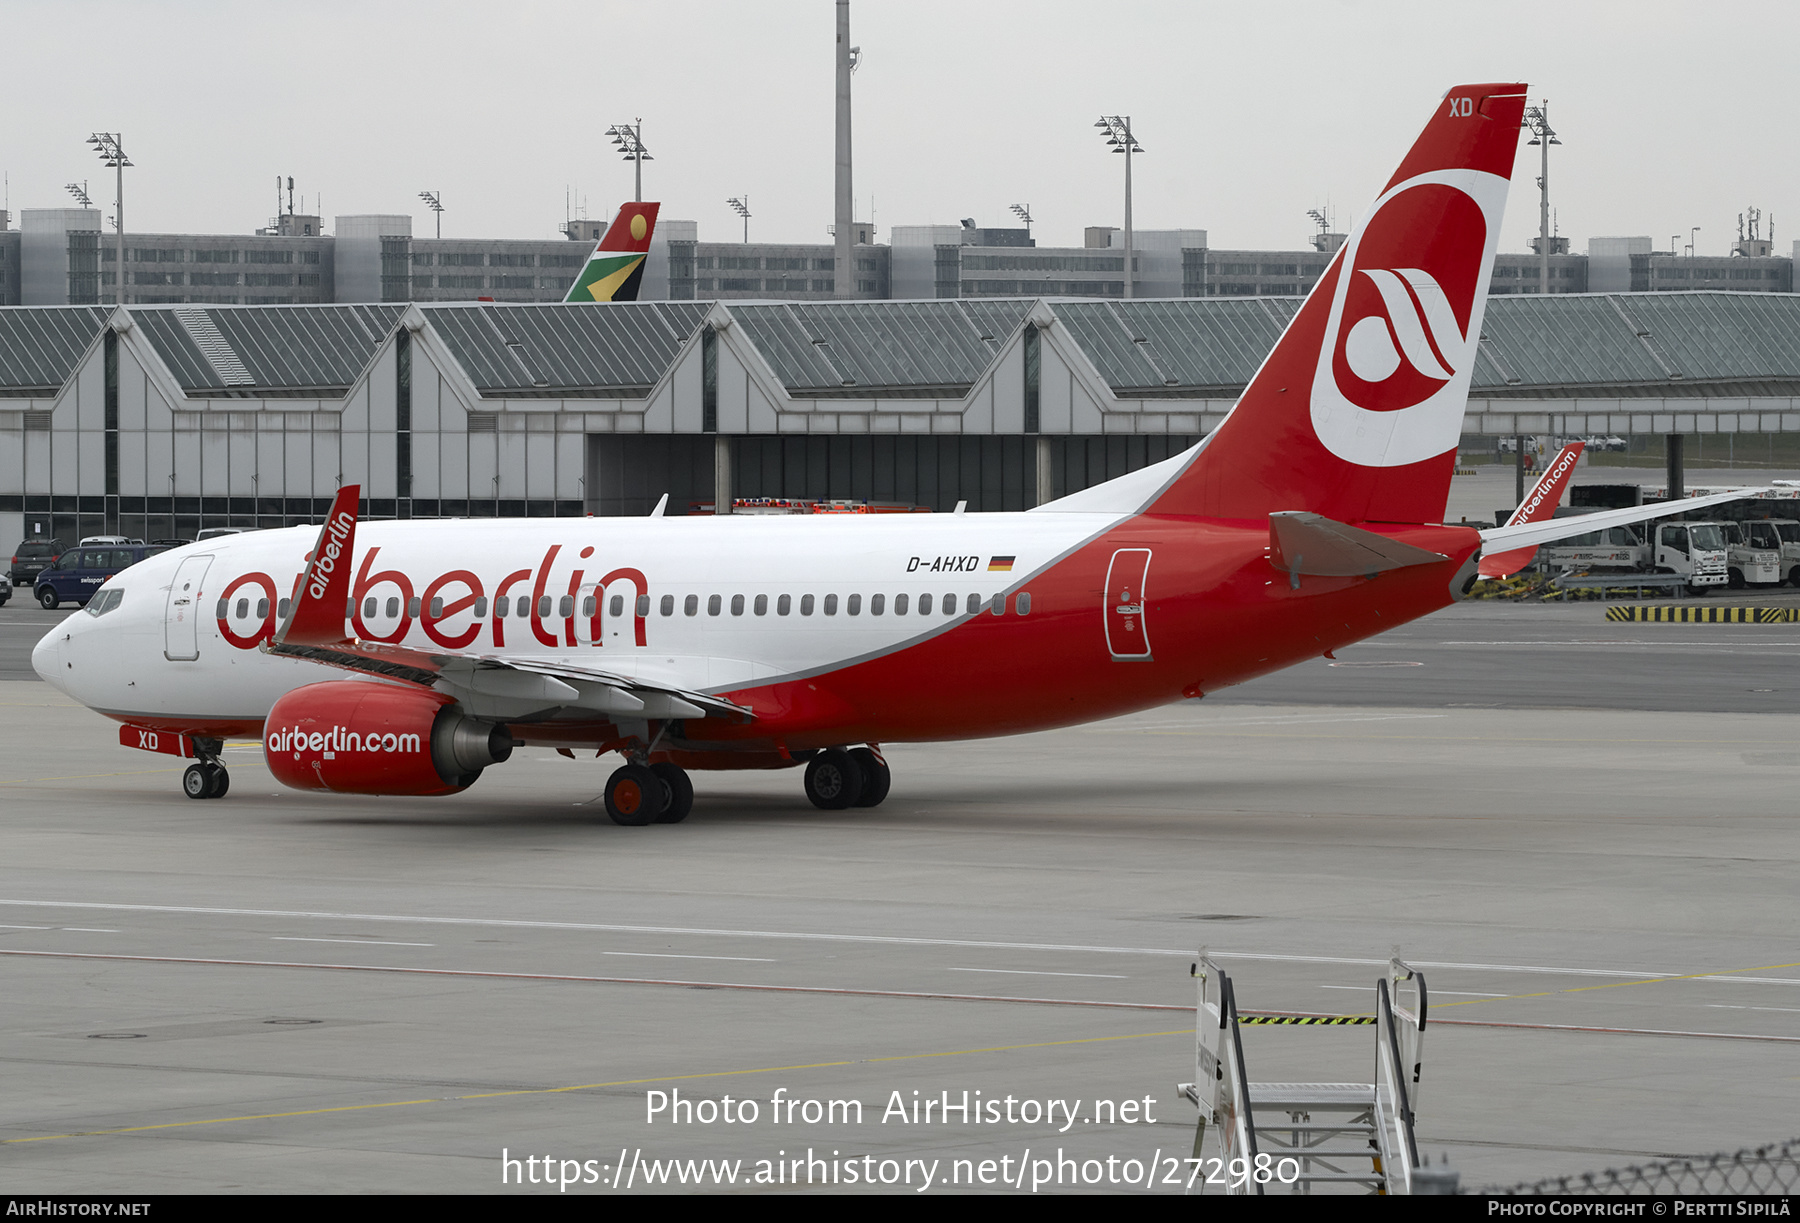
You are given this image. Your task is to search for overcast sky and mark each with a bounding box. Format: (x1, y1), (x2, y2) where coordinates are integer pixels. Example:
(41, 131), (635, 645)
(5, 0), (1796, 257)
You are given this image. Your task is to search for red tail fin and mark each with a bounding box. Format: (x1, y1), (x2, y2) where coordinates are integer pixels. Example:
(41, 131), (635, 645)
(1151, 83), (1527, 525)
(277, 484), (360, 646)
(1479, 442), (1584, 577)
(597, 202), (661, 253)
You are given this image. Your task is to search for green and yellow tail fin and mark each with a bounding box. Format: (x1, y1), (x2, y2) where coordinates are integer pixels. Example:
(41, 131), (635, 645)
(563, 201), (661, 303)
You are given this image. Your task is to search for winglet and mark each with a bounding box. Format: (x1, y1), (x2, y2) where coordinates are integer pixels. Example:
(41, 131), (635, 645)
(277, 484), (360, 646)
(1479, 443), (1584, 578)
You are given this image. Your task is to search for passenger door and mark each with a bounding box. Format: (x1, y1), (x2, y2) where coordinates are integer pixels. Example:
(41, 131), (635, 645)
(164, 555), (214, 661)
(1103, 548), (1153, 661)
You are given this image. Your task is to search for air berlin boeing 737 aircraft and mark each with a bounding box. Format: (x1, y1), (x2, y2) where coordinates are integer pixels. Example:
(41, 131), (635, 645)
(33, 83), (1761, 823)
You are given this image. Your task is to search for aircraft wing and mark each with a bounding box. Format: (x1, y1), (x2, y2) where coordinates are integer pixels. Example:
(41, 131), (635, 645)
(1478, 487), (1772, 554)
(261, 485), (752, 724)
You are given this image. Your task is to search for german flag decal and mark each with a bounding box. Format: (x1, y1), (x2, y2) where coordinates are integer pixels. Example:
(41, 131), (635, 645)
(987, 556), (1015, 572)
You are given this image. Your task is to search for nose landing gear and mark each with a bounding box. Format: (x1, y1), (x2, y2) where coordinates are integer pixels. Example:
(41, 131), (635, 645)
(181, 737), (230, 800)
(182, 762), (229, 800)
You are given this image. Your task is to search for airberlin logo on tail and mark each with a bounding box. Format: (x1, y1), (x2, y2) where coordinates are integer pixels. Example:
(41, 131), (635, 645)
(306, 511), (355, 599)
(1342, 267), (1462, 385)
(1309, 170), (1509, 469)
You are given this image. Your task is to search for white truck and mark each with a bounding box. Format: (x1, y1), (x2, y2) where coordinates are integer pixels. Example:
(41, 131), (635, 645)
(1536, 519), (1728, 593)
(1723, 521), (1785, 588)
(1746, 518), (1800, 587)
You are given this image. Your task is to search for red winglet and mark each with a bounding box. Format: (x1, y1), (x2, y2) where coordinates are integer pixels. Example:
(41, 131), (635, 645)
(1479, 442), (1585, 578)
(277, 484), (360, 646)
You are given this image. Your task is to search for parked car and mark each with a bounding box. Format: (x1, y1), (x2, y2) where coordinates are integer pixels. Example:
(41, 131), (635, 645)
(34, 542), (174, 609)
(0, 574), (10, 608)
(195, 527), (250, 541)
(9, 538), (67, 588)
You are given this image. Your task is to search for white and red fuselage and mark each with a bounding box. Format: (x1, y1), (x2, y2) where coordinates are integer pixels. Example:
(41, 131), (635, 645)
(32, 498), (1481, 756)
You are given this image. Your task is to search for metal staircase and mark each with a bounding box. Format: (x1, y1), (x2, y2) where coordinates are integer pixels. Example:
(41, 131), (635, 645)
(1177, 954), (1428, 1195)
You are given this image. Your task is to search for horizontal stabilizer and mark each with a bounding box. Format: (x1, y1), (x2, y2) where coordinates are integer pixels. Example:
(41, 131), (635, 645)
(1269, 511), (1449, 580)
(1479, 488), (1772, 554)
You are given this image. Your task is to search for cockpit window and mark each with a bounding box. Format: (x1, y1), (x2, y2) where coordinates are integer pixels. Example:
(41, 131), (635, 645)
(85, 588), (124, 617)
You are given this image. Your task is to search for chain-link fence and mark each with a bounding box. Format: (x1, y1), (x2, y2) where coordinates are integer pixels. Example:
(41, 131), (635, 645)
(1478, 1137), (1800, 1195)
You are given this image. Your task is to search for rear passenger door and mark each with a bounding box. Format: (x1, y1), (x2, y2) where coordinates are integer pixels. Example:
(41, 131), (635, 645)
(1103, 548), (1153, 661)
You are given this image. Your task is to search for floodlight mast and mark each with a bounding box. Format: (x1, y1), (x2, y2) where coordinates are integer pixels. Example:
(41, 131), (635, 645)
(65, 182), (92, 208)
(606, 119), (652, 203)
(419, 191), (444, 239)
(728, 196), (751, 244)
(1009, 203), (1032, 240)
(87, 133), (130, 305)
(1522, 102), (1560, 297)
(1095, 116), (1143, 298)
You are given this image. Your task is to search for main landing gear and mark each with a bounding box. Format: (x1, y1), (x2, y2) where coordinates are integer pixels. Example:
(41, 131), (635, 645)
(603, 760), (693, 826)
(803, 746), (890, 811)
(181, 738), (230, 800)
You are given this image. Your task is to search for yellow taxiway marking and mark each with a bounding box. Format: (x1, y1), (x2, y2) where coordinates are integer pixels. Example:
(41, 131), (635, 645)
(1321, 960), (1800, 1020)
(2, 1029), (1189, 1145)
(1429, 959), (1800, 1011)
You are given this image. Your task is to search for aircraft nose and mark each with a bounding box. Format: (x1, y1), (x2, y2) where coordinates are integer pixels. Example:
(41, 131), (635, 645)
(32, 622), (66, 689)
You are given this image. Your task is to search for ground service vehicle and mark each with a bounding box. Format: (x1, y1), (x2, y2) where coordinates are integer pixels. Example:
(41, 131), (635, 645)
(32, 83), (1769, 817)
(1535, 522), (1644, 574)
(1749, 519), (1800, 586)
(1723, 522), (1783, 588)
(1654, 522), (1729, 594)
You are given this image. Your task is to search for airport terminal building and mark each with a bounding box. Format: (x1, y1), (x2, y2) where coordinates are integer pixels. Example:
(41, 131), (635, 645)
(5, 290), (1800, 551)
(3, 207), (1794, 311)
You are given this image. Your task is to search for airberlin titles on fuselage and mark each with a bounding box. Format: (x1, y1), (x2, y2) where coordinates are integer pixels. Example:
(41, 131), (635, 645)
(218, 541), (1021, 654)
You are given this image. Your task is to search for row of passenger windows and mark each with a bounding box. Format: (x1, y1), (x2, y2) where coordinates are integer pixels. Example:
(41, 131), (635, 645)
(221, 591), (1034, 622)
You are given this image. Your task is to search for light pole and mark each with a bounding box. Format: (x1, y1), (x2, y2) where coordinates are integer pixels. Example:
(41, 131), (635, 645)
(727, 196), (751, 244)
(1522, 102), (1560, 296)
(418, 191), (443, 239)
(1009, 203), (1033, 241)
(87, 133), (130, 305)
(1094, 116), (1143, 299)
(65, 182), (92, 207)
(606, 120), (652, 202)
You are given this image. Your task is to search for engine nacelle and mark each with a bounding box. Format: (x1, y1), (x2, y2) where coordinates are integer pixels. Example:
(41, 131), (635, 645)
(263, 681), (513, 796)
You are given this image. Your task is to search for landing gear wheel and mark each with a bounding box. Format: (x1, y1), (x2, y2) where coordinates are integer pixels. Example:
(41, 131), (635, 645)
(38, 588), (58, 610)
(604, 763), (665, 826)
(804, 748), (865, 811)
(206, 765), (230, 799)
(650, 763), (693, 824)
(183, 764), (211, 800)
(848, 748), (890, 808)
